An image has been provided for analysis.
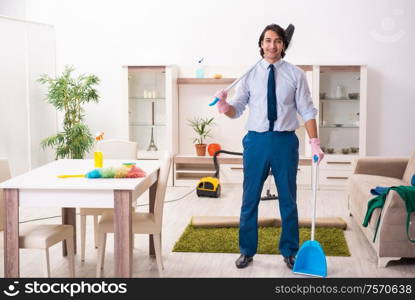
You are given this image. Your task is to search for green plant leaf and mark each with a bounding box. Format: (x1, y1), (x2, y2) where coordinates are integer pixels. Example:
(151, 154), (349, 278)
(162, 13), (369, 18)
(187, 117), (215, 145)
(38, 65), (100, 159)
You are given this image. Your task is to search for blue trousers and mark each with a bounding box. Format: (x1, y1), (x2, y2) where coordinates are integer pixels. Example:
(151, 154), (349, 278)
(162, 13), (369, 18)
(239, 130), (299, 258)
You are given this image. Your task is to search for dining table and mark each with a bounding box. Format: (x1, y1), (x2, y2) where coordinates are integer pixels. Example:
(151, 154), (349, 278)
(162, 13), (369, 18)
(0, 158), (160, 278)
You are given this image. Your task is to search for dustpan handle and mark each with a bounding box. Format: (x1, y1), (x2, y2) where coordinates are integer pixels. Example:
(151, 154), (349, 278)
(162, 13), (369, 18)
(311, 155), (319, 241)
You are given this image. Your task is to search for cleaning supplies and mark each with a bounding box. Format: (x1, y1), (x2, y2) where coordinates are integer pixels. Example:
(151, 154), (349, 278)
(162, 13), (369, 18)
(94, 151), (103, 168)
(197, 150), (242, 198)
(293, 155), (328, 277)
(57, 163), (146, 179)
(196, 57), (205, 78)
(94, 132), (104, 168)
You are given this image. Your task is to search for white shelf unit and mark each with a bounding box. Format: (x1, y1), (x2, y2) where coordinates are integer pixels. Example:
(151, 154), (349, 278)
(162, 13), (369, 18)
(173, 155), (313, 188)
(173, 155), (234, 187)
(123, 65), (178, 186)
(169, 64), (366, 189)
(176, 65), (315, 160)
(316, 65), (367, 189)
(124, 65), (178, 160)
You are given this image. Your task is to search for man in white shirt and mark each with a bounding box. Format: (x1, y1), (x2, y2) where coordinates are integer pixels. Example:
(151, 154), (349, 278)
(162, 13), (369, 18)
(215, 24), (324, 270)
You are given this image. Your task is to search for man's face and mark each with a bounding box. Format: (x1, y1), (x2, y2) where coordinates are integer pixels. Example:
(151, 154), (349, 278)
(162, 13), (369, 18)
(261, 30), (284, 62)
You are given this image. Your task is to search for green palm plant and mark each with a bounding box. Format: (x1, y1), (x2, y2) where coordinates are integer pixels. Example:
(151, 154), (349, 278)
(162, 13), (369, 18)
(38, 66), (100, 159)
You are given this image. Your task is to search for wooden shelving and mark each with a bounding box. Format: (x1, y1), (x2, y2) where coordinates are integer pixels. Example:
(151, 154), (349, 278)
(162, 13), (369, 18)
(177, 65), (313, 84)
(173, 155), (313, 186)
(320, 65), (361, 72)
(174, 155), (242, 164)
(297, 65), (313, 71)
(177, 78), (236, 84)
(173, 155), (241, 184)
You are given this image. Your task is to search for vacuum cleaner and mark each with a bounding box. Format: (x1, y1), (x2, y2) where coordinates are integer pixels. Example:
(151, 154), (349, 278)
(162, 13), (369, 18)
(196, 150), (278, 200)
(196, 150), (242, 198)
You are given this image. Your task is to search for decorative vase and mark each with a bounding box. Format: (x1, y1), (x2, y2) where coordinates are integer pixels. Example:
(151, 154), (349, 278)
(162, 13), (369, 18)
(195, 144), (207, 156)
(208, 143), (221, 156)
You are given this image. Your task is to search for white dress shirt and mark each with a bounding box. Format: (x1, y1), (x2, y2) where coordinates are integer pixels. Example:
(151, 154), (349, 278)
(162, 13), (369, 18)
(229, 59), (317, 132)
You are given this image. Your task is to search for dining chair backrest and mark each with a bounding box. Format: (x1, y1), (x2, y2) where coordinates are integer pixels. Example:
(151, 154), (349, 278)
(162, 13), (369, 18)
(97, 139), (137, 159)
(154, 151), (172, 229)
(0, 158), (11, 232)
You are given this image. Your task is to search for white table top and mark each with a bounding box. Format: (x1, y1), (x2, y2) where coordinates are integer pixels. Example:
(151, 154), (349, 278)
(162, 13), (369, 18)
(0, 159), (161, 190)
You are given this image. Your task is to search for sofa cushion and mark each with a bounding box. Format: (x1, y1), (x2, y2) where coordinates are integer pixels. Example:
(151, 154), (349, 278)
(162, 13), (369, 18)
(349, 174), (405, 231)
(351, 174), (406, 198)
(402, 150), (415, 184)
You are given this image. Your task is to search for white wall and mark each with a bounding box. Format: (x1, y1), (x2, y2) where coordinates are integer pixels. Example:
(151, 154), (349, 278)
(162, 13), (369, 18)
(0, 0), (26, 19)
(24, 0), (415, 156)
(0, 15), (56, 175)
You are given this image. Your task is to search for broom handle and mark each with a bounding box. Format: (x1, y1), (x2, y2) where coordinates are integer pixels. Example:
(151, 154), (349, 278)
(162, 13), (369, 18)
(311, 155), (318, 241)
(209, 59), (262, 106)
(225, 59), (262, 91)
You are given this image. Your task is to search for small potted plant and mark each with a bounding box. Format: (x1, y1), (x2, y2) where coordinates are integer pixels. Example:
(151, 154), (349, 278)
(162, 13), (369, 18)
(188, 117), (215, 156)
(350, 147), (359, 154)
(341, 148), (350, 154)
(327, 148), (335, 154)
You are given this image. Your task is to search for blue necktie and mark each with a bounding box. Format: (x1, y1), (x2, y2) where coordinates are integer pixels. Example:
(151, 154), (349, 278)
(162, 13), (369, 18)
(267, 64), (277, 131)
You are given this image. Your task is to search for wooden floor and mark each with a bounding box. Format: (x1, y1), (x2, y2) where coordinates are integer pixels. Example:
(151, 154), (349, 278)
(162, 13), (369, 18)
(1, 184), (415, 278)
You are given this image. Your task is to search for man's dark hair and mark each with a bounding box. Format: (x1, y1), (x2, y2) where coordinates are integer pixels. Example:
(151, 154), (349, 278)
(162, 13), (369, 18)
(258, 24), (288, 58)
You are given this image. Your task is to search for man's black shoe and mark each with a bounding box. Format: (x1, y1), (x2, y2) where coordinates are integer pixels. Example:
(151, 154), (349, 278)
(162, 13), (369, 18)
(283, 256), (296, 270)
(235, 254), (253, 269)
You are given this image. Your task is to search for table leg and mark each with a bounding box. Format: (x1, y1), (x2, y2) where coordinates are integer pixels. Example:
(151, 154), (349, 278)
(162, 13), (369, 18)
(4, 189), (20, 278)
(114, 190), (133, 278)
(62, 208), (77, 256)
(149, 175), (158, 256)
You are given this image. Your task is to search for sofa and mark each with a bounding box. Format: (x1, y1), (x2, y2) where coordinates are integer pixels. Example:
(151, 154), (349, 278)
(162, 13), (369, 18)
(348, 150), (415, 267)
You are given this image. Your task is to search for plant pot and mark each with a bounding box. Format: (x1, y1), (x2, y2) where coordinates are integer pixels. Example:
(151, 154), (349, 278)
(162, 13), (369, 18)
(195, 144), (207, 156)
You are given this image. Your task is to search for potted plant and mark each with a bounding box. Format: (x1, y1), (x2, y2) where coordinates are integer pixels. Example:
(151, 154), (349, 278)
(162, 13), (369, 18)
(188, 117), (215, 156)
(38, 66), (100, 159)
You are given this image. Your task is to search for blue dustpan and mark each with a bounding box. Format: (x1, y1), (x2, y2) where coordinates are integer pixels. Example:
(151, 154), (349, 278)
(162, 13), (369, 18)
(293, 240), (327, 277)
(293, 155), (327, 277)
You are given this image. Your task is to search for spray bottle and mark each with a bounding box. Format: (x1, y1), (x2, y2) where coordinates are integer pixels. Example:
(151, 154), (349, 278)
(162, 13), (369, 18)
(196, 57), (205, 78)
(94, 132), (104, 168)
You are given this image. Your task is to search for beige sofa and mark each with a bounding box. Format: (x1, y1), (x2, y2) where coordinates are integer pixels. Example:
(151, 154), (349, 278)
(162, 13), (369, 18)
(348, 151), (415, 267)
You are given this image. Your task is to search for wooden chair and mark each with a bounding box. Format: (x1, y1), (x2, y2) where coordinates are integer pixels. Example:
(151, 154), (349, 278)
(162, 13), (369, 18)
(96, 151), (171, 277)
(0, 158), (75, 277)
(80, 139), (137, 261)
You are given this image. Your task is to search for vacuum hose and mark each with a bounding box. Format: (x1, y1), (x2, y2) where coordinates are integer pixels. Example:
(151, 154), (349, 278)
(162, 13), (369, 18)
(213, 150), (243, 178)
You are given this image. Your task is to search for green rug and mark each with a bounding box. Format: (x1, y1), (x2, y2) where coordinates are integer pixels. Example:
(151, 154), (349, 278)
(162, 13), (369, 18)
(173, 225), (350, 256)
